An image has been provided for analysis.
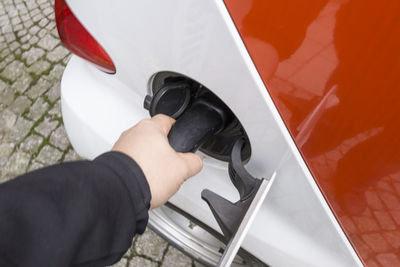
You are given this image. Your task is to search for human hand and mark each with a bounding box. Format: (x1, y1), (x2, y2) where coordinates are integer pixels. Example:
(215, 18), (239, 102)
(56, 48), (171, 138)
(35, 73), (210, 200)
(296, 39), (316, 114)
(112, 114), (203, 209)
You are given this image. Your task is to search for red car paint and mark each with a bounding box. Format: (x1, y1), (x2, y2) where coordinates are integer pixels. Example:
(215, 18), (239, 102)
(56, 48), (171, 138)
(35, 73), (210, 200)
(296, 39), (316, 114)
(225, 0), (400, 265)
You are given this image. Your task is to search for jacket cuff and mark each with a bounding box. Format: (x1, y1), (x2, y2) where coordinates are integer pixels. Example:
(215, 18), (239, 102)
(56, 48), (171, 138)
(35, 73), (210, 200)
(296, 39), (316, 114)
(94, 151), (151, 234)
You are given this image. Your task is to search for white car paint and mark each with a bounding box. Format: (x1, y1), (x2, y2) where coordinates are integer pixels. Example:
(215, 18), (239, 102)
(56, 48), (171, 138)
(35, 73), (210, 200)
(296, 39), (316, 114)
(61, 0), (362, 266)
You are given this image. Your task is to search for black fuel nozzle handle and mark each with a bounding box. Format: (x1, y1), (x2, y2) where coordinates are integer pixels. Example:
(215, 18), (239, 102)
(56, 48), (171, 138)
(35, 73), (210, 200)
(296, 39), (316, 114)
(168, 98), (228, 153)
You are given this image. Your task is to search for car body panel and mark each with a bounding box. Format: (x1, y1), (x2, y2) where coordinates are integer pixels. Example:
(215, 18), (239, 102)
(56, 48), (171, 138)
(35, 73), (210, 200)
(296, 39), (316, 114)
(62, 0), (362, 265)
(225, 0), (400, 265)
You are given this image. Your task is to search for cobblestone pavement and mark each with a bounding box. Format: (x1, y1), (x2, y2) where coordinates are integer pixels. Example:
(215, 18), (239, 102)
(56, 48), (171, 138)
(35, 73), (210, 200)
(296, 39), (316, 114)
(0, 0), (203, 266)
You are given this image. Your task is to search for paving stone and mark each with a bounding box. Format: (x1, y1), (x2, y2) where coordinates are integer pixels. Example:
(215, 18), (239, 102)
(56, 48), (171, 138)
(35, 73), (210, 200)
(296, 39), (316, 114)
(19, 7), (28, 15)
(63, 54), (72, 65)
(11, 71), (33, 93)
(129, 257), (157, 267)
(11, 16), (21, 25)
(49, 125), (69, 150)
(46, 21), (55, 31)
(108, 258), (128, 267)
(134, 229), (168, 262)
(27, 60), (51, 75)
(36, 145), (62, 165)
(0, 142), (15, 166)
(0, 109), (17, 131)
(4, 32), (16, 43)
(16, 3), (26, 12)
(38, 18), (49, 28)
(20, 14), (30, 22)
(0, 87), (15, 106)
(0, 61), (9, 73)
(161, 246), (192, 267)
(27, 160), (44, 172)
(23, 20), (33, 29)
(25, 0), (37, 10)
(0, 80), (8, 93)
(9, 41), (19, 52)
(51, 27), (59, 38)
(37, 33), (59, 51)
(9, 96), (31, 116)
(13, 24), (23, 32)
(47, 46), (69, 62)
(27, 77), (52, 98)
(29, 35), (39, 45)
(29, 8), (40, 18)
(37, 0), (48, 6)
(45, 82), (60, 102)
(35, 116), (58, 137)
(0, 47), (11, 58)
(48, 100), (61, 116)
(1, 24), (12, 34)
(4, 54), (15, 63)
(21, 43), (31, 50)
(8, 10), (18, 19)
(38, 28), (47, 39)
(0, 8), (7, 17)
(4, 117), (34, 143)
(27, 97), (49, 120)
(0, 60), (24, 81)
(14, 48), (22, 57)
(20, 134), (43, 153)
(22, 47), (45, 65)
(0, 41), (7, 52)
(20, 32), (32, 43)
(43, 7), (53, 17)
(46, 64), (65, 82)
(32, 13), (43, 23)
(41, 2), (51, 10)
(4, 150), (30, 177)
(0, 102), (5, 113)
(3, 0), (12, 6)
(63, 149), (82, 162)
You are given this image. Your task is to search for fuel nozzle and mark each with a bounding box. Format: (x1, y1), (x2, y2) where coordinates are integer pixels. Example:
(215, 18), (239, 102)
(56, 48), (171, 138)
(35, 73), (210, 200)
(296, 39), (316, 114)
(167, 95), (229, 152)
(144, 81), (230, 153)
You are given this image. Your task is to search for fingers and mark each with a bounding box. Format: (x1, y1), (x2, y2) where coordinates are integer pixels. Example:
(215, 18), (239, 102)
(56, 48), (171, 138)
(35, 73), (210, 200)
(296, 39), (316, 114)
(178, 152), (203, 179)
(151, 114), (176, 135)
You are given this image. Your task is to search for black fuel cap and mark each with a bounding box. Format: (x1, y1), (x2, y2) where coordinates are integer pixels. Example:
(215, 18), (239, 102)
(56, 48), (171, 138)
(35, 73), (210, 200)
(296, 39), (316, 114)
(144, 83), (191, 119)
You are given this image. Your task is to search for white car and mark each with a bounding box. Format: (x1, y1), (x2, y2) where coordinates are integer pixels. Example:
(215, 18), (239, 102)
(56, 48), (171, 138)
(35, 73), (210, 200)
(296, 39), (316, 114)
(56, 0), (398, 266)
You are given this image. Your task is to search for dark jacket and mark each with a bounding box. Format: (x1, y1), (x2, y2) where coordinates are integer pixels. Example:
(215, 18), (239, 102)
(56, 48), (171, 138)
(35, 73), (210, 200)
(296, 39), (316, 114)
(0, 151), (151, 267)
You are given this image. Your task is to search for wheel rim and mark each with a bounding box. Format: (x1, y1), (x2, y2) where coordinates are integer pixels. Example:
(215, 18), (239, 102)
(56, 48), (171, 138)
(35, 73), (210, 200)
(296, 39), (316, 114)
(148, 204), (251, 266)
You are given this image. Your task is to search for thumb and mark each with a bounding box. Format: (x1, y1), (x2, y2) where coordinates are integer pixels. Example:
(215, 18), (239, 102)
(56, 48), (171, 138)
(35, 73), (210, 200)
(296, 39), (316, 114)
(178, 152), (203, 179)
(151, 114), (176, 135)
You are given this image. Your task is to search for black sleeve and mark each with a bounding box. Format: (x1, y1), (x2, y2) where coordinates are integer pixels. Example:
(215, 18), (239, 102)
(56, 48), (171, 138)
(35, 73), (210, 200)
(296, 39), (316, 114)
(0, 151), (151, 267)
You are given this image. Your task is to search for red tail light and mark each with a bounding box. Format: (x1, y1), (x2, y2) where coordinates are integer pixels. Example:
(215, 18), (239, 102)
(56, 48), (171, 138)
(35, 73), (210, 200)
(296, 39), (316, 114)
(55, 0), (116, 73)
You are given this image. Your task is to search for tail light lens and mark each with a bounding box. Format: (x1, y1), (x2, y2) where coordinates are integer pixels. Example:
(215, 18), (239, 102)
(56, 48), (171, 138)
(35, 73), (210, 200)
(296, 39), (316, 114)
(55, 0), (116, 73)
